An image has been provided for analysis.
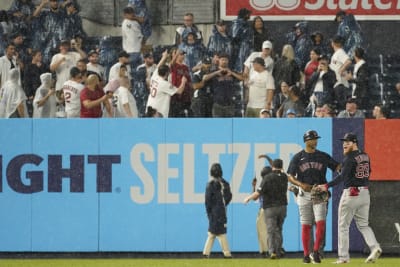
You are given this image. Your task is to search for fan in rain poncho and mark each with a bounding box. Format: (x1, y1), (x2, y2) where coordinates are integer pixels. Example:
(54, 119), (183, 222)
(206, 20), (232, 58)
(230, 8), (252, 73)
(179, 32), (205, 78)
(337, 13), (365, 58)
(287, 21), (313, 70)
(32, 72), (57, 118)
(128, 0), (152, 43)
(0, 68), (27, 118)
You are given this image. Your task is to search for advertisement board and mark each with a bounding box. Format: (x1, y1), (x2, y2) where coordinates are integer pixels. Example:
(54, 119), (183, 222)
(221, 0), (400, 20)
(365, 119), (400, 181)
(0, 118), (334, 252)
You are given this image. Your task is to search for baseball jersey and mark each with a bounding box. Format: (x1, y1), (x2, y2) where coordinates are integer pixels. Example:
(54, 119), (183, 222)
(63, 79), (85, 118)
(327, 150), (370, 188)
(146, 71), (178, 118)
(114, 86), (138, 118)
(247, 69), (275, 108)
(287, 150), (339, 185)
(170, 63), (192, 104)
(122, 18), (143, 53)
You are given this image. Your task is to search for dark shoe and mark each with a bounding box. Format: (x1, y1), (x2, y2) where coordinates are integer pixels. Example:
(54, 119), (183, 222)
(318, 250), (324, 259)
(202, 254), (209, 259)
(310, 251), (321, 263)
(224, 255), (232, 259)
(303, 255), (311, 264)
(279, 247), (286, 258)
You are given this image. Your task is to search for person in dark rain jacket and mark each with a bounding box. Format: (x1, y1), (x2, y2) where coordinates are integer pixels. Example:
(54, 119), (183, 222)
(202, 163), (232, 258)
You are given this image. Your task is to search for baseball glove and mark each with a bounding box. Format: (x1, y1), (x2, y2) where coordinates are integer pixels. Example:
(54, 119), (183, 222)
(310, 185), (330, 204)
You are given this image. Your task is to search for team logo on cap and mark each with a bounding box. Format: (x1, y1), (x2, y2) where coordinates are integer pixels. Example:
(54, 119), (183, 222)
(250, 0), (300, 11)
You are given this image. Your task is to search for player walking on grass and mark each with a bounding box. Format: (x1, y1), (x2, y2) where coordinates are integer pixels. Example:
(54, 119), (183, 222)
(318, 133), (382, 264)
(287, 130), (340, 264)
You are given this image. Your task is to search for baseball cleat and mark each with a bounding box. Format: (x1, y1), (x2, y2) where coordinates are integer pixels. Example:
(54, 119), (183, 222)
(310, 251), (321, 263)
(303, 255), (311, 263)
(365, 247), (382, 263)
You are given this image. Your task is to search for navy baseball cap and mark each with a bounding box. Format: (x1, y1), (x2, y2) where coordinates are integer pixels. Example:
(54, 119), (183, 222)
(303, 130), (321, 142)
(340, 133), (358, 143)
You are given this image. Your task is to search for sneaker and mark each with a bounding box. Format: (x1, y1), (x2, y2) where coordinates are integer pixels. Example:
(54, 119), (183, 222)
(303, 255), (311, 264)
(270, 253), (278, 259)
(310, 251), (321, 263)
(365, 247), (382, 263)
(332, 259), (348, 264)
(202, 254), (209, 259)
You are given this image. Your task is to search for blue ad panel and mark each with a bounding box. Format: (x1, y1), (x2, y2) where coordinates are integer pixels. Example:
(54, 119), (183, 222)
(0, 119), (32, 251)
(164, 119), (233, 251)
(0, 118), (338, 252)
(98, 119), (167, 251)
(30, 119), (99, 251)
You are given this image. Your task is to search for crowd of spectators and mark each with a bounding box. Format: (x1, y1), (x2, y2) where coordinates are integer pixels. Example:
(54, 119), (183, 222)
(0, 1), (398, 119)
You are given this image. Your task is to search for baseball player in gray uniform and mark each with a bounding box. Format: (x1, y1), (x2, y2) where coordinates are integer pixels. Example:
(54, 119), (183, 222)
(319, 133), (382, 264)
(287, 130), (340, 264)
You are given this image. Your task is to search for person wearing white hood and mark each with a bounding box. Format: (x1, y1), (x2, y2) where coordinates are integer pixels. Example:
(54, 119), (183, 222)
(0, 68), (27, 118)
(32, 73), (57, 118)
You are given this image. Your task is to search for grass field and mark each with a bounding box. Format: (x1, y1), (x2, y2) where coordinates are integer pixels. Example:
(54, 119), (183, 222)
(0, 257), (399, 267)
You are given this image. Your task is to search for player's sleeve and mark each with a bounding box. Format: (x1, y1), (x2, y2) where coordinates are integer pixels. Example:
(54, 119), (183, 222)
(287, 153), (299, 176)
(325, 152), (340, 171)
(327, 157), (353, 188)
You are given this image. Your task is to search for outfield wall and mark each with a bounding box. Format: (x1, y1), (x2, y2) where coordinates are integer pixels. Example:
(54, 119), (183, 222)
(0, 118), (398, 252)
